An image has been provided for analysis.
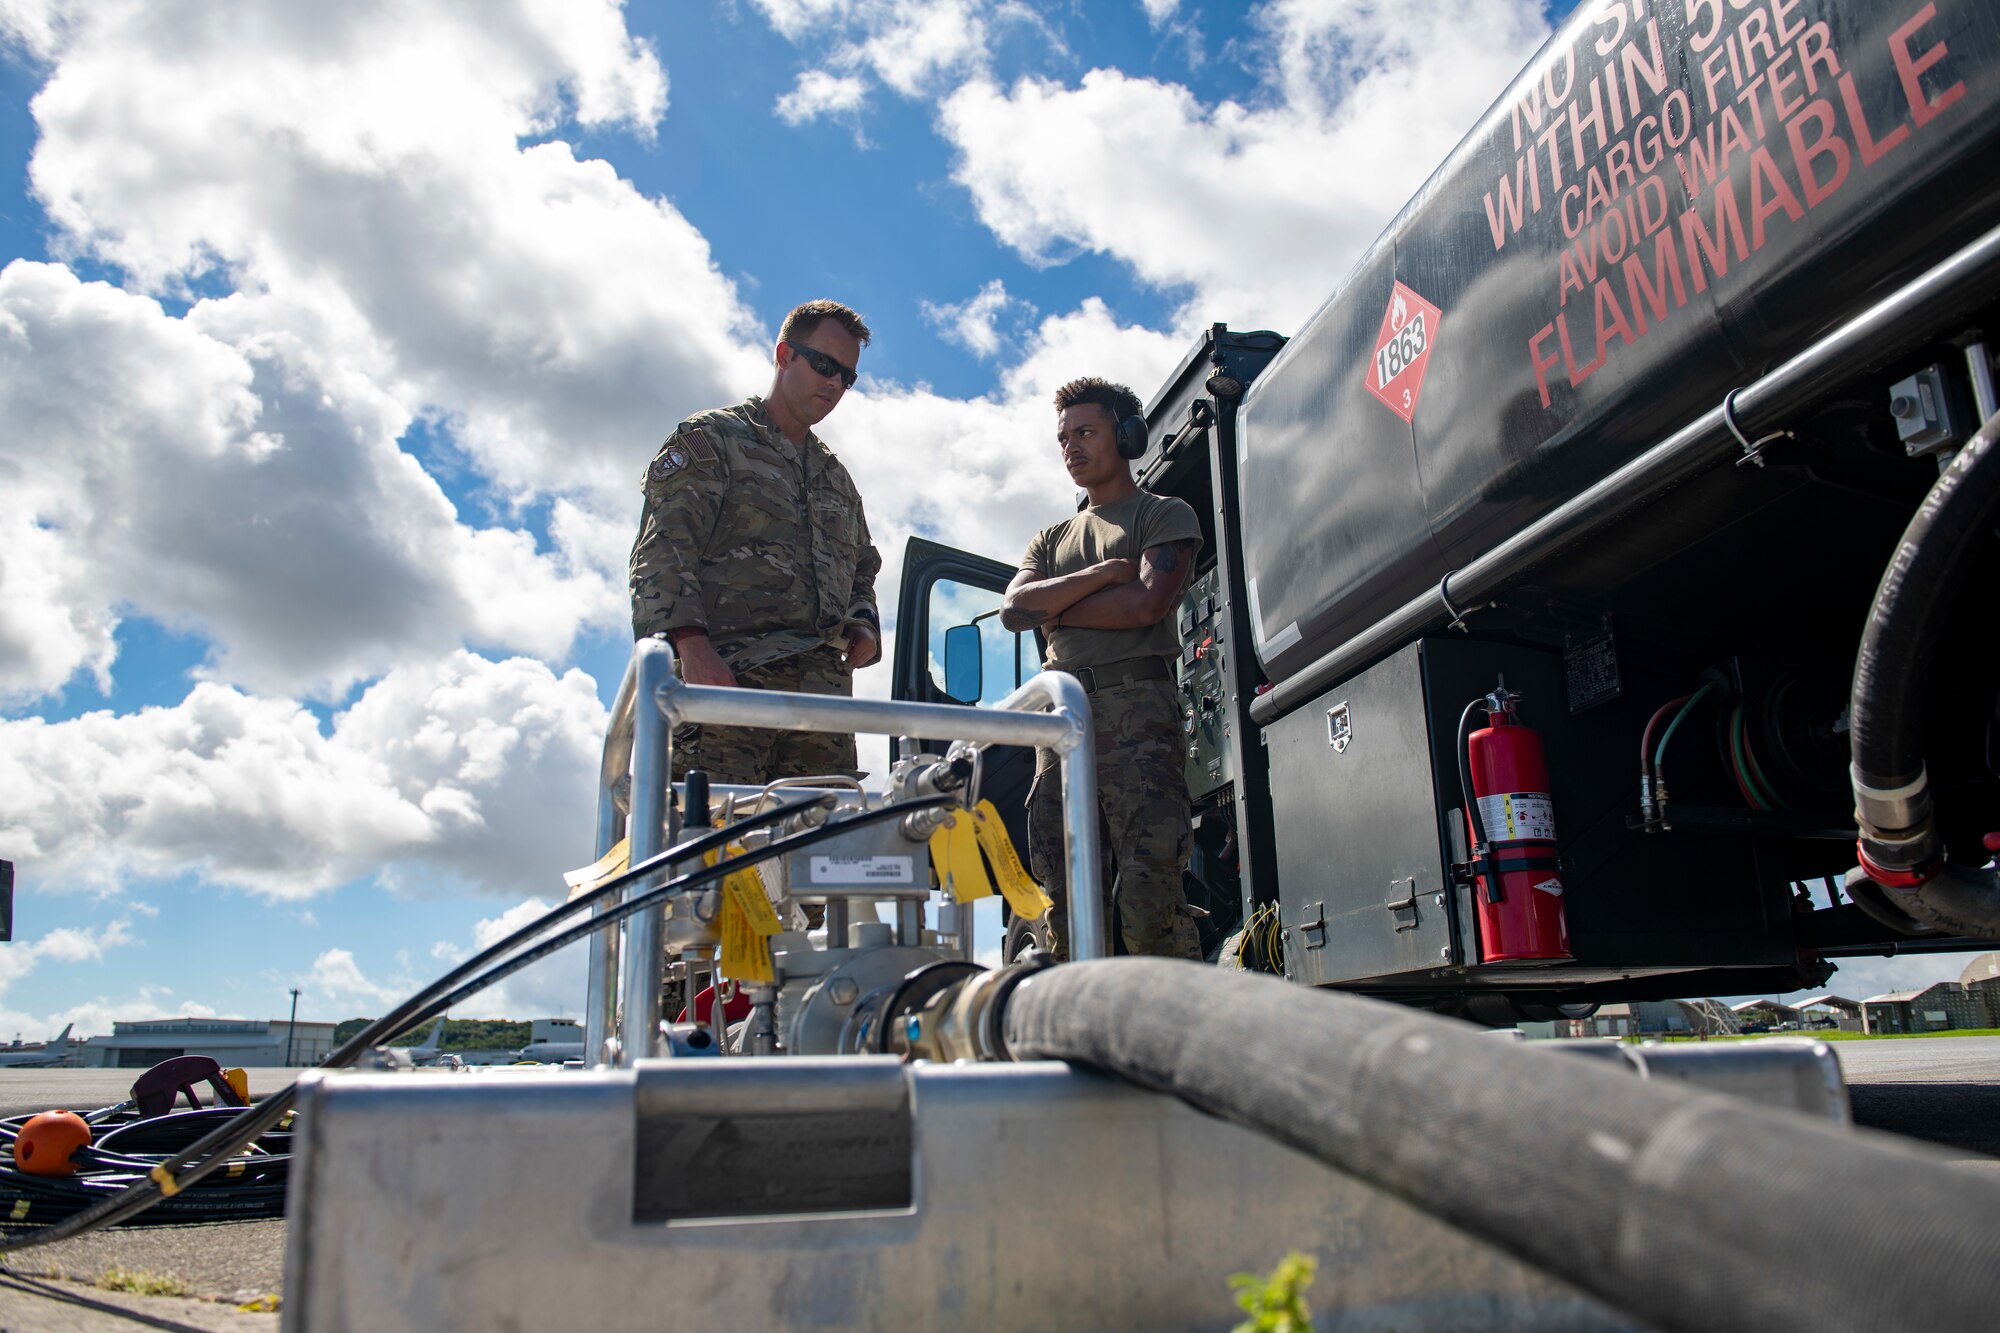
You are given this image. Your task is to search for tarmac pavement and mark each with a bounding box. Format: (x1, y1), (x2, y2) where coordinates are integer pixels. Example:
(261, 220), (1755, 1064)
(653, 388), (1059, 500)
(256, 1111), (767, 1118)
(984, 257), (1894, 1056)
(1828, 1034), (2000, 1164)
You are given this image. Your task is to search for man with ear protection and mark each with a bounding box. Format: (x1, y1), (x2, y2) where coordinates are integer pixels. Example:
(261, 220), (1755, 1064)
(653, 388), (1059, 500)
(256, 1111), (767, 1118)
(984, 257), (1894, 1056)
(1000, 377), (1205, 961)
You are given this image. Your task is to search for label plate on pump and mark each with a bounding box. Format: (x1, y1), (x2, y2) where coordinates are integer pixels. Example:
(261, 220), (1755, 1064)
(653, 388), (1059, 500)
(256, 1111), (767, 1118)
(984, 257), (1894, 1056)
(1477, 792), (1555, 841)
(809, 855), (915, 884)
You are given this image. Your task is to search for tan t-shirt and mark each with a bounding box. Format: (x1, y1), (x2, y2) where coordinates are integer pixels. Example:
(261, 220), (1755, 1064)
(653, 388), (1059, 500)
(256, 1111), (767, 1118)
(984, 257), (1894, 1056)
(1020, 489), (1202, 670)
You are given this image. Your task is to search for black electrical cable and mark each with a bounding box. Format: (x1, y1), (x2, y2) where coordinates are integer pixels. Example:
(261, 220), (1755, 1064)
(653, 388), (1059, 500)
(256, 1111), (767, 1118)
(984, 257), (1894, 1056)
(334, 792), (837, 1069)
(0, 793), (949, 1255)
(3, 793), (840, 1251)
(1, 795), (916, 1249)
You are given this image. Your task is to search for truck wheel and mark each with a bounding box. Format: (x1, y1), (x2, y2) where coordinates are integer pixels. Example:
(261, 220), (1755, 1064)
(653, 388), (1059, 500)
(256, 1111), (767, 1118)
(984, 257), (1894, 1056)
(1004, 914), (1055, 962)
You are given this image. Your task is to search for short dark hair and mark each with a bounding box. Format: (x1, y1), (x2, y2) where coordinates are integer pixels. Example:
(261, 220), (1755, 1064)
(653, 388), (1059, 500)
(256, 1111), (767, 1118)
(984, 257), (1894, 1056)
(1053, 376), (1141, 422)
(780, 299), (872, 347)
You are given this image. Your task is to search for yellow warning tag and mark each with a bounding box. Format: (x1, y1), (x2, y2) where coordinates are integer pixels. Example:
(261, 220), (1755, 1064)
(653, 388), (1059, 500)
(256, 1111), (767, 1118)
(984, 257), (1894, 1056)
(708, 843), (782, 936)
(718, 896), (775, 983)
(725, 867), (783, 937)
(971, 800), (1055, 918)
(563, 837), (631, 901)
(929, 812), (993, 903)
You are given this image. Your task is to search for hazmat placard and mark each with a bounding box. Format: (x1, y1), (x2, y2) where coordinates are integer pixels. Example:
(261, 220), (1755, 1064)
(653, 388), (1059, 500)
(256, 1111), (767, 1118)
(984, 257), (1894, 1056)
(1363, 280), (1442, 423)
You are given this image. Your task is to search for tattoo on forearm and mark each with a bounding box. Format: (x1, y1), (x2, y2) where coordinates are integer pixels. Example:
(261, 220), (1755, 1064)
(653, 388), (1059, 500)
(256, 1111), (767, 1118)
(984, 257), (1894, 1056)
(1151, 544), (1182, 573)
(1000, 607), (1049, 632)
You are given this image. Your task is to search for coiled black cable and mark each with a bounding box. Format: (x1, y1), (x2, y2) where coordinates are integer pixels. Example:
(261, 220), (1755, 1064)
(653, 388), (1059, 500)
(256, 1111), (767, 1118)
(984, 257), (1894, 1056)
(0, 1107), (293, 1227)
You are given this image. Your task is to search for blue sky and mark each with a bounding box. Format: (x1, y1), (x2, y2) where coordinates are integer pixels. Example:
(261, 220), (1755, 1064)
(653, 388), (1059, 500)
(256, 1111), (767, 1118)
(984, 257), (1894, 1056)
(0, 0), (1970, 1037)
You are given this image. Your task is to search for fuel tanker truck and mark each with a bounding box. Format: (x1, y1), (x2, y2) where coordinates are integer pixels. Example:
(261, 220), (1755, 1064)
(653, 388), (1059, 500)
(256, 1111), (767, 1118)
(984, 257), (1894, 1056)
(14, 4), (1997, 1331)
(901, 0), (2000, 1020)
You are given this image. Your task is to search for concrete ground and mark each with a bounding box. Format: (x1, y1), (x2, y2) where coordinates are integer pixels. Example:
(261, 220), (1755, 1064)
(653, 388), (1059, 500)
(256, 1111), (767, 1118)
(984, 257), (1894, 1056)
(1, 1040), (1995, 1328)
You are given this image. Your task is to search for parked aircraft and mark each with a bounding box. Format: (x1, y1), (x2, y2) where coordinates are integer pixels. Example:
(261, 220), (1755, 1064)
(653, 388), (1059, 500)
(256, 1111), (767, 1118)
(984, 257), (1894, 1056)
(515, 1019), (584, 1064)
(0, 1024), (75, 1068)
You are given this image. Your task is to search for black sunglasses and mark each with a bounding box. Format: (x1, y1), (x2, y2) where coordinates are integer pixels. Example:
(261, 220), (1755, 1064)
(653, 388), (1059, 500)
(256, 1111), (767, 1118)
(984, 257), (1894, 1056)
(784, 340), (857, 389)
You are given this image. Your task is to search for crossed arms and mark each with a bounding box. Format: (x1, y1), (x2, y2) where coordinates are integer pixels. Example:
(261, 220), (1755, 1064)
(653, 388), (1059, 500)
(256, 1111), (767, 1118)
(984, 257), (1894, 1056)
(1000, 541), (1196, 634)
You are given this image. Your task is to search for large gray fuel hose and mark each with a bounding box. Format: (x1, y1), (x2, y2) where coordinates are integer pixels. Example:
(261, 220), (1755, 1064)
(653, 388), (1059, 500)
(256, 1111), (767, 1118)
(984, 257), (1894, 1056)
(999, 959), (2000, 1333)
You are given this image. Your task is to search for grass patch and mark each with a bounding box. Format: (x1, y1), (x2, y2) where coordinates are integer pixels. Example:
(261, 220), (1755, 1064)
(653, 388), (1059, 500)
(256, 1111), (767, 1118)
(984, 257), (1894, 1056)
(237, 1293), (282, 1313)
(95, 1267), (193, 1298)
(1649, 1028), (2000, 1042)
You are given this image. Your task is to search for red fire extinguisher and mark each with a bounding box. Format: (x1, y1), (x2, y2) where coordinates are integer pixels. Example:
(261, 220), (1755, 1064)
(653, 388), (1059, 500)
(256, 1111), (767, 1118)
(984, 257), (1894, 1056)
(1460, 681), (1572, 963)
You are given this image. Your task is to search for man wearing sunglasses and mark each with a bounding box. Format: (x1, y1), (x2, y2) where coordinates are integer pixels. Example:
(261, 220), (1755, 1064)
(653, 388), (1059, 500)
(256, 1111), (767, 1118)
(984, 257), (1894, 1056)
(630, 299), (882, 785)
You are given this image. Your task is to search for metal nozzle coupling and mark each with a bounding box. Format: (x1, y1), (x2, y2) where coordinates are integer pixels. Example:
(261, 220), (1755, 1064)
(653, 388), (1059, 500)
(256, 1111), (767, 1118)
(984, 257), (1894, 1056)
(898, 754), (976, 840)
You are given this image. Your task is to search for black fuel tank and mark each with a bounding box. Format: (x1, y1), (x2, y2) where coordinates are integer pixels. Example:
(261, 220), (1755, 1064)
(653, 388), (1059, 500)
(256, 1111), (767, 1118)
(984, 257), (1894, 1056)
(1239, 0), (2000, 684)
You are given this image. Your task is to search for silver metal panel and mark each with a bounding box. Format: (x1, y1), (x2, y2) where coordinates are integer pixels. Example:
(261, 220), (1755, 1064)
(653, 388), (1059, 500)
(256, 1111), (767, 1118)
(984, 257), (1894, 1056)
(285, 1061), (1623, 1332)
(1264, 644), (1455, 985)
(1588, 1038), (1851, 1125)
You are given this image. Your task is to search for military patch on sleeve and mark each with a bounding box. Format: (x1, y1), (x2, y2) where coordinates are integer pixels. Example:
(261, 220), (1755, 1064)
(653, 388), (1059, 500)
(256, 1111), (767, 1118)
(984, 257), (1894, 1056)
(680, 425), (719, 463)
(649, 442), (693, 481)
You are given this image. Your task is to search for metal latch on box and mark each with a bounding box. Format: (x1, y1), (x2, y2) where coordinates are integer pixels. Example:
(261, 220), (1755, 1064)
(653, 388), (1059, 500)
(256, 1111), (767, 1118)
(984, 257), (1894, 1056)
(1298, 901), (1326, 950)
(1385, 878), (1420, 932)
(1325, 702), (1352, 753)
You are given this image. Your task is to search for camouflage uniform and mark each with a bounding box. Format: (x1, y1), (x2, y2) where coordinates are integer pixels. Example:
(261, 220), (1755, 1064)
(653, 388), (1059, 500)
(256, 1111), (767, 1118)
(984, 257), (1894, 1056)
(629, 395), (881, 782)
(1026, 676), (1202, 961)
(669, 647), (856, 783)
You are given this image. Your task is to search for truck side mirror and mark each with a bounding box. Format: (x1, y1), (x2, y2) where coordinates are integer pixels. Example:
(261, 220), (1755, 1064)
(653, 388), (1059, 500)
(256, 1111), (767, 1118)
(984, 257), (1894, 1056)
(943, 623), (983, 703)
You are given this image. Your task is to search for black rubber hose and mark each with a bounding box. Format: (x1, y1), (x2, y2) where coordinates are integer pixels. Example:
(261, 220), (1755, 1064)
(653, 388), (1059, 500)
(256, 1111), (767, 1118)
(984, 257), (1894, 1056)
(1000, 959), (2000, 1333)
(1455, 699), (1486, 849)
(1455, 699), (1491, 900)
(1851, 413), (2000, 793)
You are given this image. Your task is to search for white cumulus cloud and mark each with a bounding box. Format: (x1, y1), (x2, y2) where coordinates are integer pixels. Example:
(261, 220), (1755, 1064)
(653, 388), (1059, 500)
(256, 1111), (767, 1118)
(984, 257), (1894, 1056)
(0, 651), (606, 900)
(5, 0), (766, 558)
(305, 947), (407, 1012)
(777, 70), (871, 126)
(752, 0), (1062, 120)
(938, 0), (1551, 330)
(0, 261), (619, 702)
(920, 278), (1027, 359)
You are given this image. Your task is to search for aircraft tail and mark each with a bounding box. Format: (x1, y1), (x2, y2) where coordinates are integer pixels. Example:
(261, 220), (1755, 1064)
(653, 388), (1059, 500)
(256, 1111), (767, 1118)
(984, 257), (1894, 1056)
(47, 1023), (72, 1052)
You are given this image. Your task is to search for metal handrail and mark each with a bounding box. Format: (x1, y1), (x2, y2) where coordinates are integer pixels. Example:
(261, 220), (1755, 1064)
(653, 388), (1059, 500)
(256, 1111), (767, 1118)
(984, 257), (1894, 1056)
(584, 640), (1102, 1066)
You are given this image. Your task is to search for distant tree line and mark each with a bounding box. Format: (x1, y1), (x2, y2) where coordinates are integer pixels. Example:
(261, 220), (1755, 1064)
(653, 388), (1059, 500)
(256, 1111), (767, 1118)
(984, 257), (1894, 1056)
(333, 1018), (532, 1050)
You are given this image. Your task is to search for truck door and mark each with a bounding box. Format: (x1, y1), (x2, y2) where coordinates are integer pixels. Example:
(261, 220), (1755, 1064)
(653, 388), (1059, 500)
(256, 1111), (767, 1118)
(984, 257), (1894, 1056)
(889, 536), (1041, 868)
